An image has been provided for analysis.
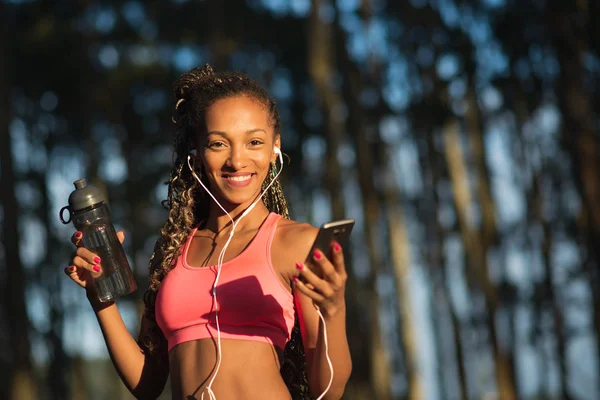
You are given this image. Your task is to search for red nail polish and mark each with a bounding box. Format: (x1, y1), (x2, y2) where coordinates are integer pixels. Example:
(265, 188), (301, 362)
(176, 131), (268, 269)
(314, 251), (321, 260)
(93, 266), (100, 272)
(334, 242), (341, 252)
(292, 276), (298, 282)
(70, 266), (76, 272)
(93, 257), (101, 264)
(75, 232), (82, 238)
(296, 262), (304, 270)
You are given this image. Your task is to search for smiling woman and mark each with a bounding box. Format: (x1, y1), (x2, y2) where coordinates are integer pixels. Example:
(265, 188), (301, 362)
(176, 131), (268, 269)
(198, 96), (280, 205)
(64, 64), (352, 400)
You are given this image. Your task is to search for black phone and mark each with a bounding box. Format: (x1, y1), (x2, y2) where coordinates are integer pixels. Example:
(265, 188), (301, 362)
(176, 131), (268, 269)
(305, 218), (355, 264)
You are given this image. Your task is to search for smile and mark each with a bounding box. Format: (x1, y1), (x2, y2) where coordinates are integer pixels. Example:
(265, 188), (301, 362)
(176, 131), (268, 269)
(223, 174), (252, 182)
(222, 173), (254, 187)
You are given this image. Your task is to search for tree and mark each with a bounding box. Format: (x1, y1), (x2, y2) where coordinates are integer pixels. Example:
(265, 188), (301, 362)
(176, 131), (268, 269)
(0, 3), (38, 398)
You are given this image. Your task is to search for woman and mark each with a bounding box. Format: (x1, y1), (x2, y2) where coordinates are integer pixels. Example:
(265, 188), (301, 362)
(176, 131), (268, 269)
(65, 65), (352, 400)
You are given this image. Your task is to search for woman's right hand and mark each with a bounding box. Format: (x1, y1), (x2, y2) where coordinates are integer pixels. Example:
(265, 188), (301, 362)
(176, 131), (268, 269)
(64, 230), (126, 297)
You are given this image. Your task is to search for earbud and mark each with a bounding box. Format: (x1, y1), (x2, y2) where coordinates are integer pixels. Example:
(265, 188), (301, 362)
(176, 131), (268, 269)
(187, 152), (202, 180)
(273, 146), (283, 165)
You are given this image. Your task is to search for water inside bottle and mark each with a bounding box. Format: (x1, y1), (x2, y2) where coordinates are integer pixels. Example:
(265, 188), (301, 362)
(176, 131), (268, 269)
(83, 224), (137, 302)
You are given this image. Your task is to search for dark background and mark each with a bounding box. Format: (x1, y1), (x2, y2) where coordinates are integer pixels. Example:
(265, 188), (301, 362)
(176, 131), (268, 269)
(1, 0), (599, 399)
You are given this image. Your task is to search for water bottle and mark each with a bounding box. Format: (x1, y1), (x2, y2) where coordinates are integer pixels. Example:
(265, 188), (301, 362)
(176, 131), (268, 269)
(60, 178), (137, 302)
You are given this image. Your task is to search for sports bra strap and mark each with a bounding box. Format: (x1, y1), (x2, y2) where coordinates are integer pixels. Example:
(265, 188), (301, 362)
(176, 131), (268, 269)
(182, 213), (281, 258)
(249, 213), (281, 249)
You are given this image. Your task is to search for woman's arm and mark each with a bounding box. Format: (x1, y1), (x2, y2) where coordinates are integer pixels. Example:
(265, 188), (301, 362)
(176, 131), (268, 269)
(291, 230), (352, 400)
(66, 231), (169, 399)
(90, 298), (169, 399)
(295, 286), (352, 400)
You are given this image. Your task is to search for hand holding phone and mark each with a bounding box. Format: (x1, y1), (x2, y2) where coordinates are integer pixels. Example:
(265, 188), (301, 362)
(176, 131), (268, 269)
(295, 218), (355, 316)
(305, 219), (355, 266)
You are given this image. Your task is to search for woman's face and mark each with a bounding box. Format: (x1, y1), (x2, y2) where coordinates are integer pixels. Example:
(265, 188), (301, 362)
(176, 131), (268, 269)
(196, 95), (280, 208)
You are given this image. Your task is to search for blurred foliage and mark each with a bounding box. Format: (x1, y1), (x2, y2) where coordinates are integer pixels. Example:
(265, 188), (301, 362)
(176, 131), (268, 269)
(0, 0), (599, 399)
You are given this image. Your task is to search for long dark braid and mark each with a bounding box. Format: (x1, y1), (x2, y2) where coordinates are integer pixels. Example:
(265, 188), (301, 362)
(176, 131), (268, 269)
(142, 65), (311, 399)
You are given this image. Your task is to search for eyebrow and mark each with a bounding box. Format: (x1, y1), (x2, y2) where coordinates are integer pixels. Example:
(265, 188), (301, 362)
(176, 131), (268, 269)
(207, 128), (267, 136)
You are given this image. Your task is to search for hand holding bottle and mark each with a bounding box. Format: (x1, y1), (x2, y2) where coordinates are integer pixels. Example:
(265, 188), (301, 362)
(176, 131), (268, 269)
(60, 179), (137, 302)
(64, 230), (126, 296)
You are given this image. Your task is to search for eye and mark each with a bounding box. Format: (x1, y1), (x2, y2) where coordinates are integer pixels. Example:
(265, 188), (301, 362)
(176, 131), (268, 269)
(207, 141), (226, 149)
(249, 140), (264, 146)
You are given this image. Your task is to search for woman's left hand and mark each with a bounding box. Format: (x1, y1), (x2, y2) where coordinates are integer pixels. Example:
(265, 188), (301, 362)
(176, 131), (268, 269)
(293, 241), (347, 318)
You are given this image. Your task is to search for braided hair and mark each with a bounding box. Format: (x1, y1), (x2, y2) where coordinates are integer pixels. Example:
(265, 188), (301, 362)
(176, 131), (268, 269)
(142, 65), (311, 399)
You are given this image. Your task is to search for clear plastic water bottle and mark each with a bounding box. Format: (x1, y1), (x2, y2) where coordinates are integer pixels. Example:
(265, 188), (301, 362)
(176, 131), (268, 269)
(60, 179), (137, 302)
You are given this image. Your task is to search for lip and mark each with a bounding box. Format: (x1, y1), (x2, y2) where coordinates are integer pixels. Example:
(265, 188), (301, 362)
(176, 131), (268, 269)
(222, 173), (254, 188)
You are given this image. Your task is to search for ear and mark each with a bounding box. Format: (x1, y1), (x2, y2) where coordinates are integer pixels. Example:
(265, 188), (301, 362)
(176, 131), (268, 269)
(271, 135), (282, 163)
(188, 147), (202, 165)
(192, 133), (205, 162)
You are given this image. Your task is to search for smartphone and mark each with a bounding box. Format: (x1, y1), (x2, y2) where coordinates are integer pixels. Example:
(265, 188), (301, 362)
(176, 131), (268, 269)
(305, 218), (355, 265)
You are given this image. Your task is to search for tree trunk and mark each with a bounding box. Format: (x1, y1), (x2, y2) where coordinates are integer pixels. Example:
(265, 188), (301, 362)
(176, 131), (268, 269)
(332, 9), (395, 399)
(384, 184), (425, 400)
(308, 1), (391, 398)
(509, 83), (558, 398)
(465, 86), (521, 396)
(208, 0), (229, 70)
(509, 74), (572, 399)
(425, 132), (469, 400)
(40, 164), (70, 400)
(464, 89), (497, 249)
(0, 4), (38, 398)
(547, 2), (600, 380)
(534, 171), (571, 400)
(308, 0), (346, 220)
(120, 100), (147, 311)
(443, 119), (517, 400)
(70, 356), (87, 400)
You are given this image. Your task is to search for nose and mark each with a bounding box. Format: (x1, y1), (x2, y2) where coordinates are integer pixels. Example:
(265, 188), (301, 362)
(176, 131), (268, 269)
(226, 145), (247, 170)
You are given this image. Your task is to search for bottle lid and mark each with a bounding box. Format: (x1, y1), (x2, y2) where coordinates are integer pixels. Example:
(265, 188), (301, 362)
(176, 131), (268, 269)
(68, 178), (105, 212)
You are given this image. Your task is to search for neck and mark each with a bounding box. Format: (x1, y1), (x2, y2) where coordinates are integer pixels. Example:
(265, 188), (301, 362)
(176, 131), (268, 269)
(205, 200), (270, 235)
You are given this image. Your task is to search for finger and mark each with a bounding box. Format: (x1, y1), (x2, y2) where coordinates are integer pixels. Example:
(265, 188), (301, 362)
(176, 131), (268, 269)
(76, 247), (102, 267)
(71, 231), (84, 247)
(116, 230), (125, 244)
(73, 254), (102, 277)
(330, 241), (347, 277)
(64, 265), (77, 276)
(296, 263), (334, 298)
(311, 249), (339, 283)
(64, 265), (89, 287)
(292, 276), (326, 303)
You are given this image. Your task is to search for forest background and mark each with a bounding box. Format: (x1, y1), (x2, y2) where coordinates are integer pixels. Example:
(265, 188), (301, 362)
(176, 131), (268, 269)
(1, 0), (599, 399)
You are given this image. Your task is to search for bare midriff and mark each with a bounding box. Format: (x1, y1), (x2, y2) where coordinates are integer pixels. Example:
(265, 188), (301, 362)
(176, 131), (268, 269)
(168, 338), (291, 400)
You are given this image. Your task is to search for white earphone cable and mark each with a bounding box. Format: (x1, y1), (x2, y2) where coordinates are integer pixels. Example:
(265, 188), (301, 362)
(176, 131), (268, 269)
(187, 147), (333, 400)
(314, 307), (333, 400)
(187, 148), (285, 399)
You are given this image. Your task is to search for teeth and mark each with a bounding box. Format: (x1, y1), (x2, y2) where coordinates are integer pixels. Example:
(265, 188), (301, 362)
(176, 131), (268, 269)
(225, 175), (251, 182)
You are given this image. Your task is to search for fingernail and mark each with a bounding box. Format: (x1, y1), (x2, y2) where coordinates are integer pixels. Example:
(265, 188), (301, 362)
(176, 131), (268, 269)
(296, 262), (304, 270)
(314, 250), (321, 260)
(292, 276), (298, 283)
(93, 266), (100, 272)
(93, 256), (101, 264)
(334, 242), (341, 252)
(75, 232), (82, 238)
(69, 266), (76, 272)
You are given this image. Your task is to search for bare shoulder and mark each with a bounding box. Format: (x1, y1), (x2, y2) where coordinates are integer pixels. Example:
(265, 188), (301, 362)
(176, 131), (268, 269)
(272, 218), (319, 270)
(277, 218), (318, 249)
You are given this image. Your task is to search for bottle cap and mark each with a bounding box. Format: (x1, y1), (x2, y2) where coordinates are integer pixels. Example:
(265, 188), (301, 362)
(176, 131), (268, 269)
(68, 178), (105, 212)
(60, 178), (106, 224)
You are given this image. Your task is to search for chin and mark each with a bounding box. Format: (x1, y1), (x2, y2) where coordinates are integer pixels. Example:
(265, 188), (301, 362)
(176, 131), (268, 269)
(217, 188), (261, 208)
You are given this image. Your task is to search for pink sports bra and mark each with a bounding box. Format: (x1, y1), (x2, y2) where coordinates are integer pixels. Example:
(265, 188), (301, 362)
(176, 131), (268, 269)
(155, 213), (295, 352)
